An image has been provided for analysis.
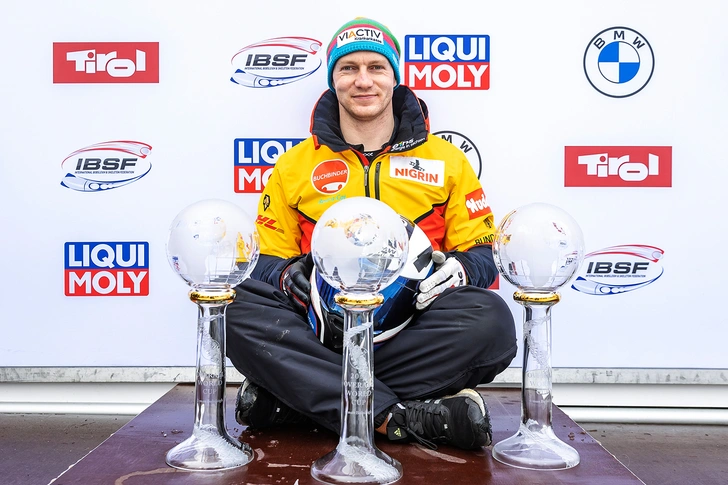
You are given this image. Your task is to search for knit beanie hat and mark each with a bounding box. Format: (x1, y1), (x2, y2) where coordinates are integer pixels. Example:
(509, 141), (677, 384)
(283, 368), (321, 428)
(326, 17), (401, 92)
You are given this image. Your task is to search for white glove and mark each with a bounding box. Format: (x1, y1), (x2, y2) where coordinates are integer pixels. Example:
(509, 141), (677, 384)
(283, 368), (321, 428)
(415, 251), (467, 310)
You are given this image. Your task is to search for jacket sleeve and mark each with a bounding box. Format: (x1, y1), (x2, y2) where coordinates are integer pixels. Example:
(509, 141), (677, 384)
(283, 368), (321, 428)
(250, 254), (290, 287)
(440, 144), (497, 254)
(453, 244), (498, 289)
(250, 151), (306, 285)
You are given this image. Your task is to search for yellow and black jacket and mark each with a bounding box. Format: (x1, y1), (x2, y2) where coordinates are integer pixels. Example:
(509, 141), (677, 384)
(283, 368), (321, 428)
(251, 86), (498, 289)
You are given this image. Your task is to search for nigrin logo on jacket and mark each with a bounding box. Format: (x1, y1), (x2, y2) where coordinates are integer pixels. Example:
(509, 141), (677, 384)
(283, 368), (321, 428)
(390, 157), (444, 186)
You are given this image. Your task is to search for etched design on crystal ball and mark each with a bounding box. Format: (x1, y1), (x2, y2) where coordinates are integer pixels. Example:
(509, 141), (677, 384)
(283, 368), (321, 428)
(311, 197), (409, 293)
(493, 202), (585, 292)
(166, 199), (259, 289)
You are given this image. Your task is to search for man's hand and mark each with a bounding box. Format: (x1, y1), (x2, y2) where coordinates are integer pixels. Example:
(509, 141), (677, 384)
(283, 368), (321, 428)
(280, 253), (314, 314)
(415, 251), (467, 310)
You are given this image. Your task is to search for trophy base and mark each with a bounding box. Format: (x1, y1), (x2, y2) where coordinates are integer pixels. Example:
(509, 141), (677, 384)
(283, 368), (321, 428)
(492, 425), (580, 470)
(311, 441), (403, 484)
(165, 426), (253, 471)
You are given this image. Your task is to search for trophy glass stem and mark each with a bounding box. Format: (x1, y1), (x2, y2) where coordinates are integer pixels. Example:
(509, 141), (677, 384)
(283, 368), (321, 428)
(311, 298), (402, 484)
(492, 293), (580, 470)
(520, 303), (555, 430)
(165, 291), (253, 471)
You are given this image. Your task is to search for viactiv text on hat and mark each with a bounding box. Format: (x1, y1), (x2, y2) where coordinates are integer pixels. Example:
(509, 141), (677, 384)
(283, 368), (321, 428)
(326, 17), (401, 92)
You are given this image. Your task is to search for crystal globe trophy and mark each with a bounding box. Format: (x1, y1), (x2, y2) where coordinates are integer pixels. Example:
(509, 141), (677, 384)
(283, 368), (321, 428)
(310, 197), (408, 485)
(491, 202), (585, 470)
(165, 199), (259, 471)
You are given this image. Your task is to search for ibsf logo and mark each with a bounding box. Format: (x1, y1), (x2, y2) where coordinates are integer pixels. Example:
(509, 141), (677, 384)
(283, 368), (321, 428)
(571, 244), (664, 296)
(405, 35), (489, 90)
(65, 242), (149, 296)
(565, 146), (671, 187)
(53, 42), (159, 83)
(230, 37), (322, 88)
(234, 138), (304, 193)
(60, 141), (152, 192)
(434, 131), (482, 178)
(312, 160), (349, 194)
(584, 27), (654, 98)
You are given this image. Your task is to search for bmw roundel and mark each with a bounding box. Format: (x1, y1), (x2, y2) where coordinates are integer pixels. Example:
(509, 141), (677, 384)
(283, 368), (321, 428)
(584, 27), (654, 98)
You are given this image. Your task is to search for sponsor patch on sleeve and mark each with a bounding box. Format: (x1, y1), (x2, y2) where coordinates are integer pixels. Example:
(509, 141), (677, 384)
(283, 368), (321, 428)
(465, 188), (491, 219)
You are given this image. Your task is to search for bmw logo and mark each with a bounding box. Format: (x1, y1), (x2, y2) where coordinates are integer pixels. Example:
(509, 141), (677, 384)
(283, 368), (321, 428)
(584, 27), (655, 98)
(433, 131), (482, 178)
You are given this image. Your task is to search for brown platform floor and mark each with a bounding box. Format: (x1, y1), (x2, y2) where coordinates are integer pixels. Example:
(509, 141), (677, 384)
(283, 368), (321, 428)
(1, 385), (727, 484)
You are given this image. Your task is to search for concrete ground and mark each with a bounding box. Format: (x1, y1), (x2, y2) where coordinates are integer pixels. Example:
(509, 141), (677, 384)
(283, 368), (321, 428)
(0, 413), (727, 485)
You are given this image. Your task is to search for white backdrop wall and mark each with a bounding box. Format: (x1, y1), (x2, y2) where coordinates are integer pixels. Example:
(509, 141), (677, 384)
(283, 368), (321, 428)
(1, 0), (727, 371)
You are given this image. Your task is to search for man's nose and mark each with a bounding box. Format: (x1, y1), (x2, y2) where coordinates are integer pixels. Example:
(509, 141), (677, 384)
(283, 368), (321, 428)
(355, 68), (373, 86)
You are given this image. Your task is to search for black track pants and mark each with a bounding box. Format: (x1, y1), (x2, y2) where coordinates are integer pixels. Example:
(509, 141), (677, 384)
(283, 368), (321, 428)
(226, 278), (518, 434)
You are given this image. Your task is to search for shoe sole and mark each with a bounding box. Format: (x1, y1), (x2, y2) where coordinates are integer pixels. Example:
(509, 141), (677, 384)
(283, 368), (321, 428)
(235, 377), (253, 425)
(448, 388), (486, 416)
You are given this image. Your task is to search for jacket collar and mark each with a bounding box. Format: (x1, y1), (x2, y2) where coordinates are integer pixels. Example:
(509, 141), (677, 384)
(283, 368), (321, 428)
(310, 85), (430, 154)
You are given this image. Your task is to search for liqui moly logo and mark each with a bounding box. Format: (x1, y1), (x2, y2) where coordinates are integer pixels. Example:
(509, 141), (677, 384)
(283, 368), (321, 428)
(65, 242), (149, 296)
(405, 35), (490, 90)
(234, 138), (304, 193)
(53, 42), (159, 83)
(565, 146), (672, 187)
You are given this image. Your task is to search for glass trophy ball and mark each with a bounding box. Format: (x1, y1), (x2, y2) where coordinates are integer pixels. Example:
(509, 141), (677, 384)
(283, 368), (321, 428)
(311, 197), (409, 293)
(493, 202), (585, 292)
(166, 199), (259, 289)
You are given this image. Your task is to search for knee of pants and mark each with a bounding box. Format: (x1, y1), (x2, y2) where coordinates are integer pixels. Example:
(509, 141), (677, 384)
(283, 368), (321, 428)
(428, 285), (517, 345)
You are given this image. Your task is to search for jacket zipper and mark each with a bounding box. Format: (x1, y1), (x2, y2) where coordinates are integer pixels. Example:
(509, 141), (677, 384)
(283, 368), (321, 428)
(363, 164), (370, 197)
(374, 162), (381, 200)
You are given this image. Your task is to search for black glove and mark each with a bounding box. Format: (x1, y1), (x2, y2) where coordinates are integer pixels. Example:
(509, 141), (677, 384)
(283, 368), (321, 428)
(280, 253), (313, 314)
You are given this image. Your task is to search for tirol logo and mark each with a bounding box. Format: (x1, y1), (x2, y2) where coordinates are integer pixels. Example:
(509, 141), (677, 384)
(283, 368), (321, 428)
(434, 131), (482, 178)
(312, 160), (349, 194)
(53, 42), (159, 83)
(230, 37), (322, 88)
(60, 141), (152, 192)
(584, 27), (654, 98)
(65, 242), (149, 296)
(234, 138), (304, 193)
(405, 35), (489, 90)
(572, 244), (664, 296)
(565, 146), (671, 187)
(464, 188), (491, 220)
(390, 157), (445, 186)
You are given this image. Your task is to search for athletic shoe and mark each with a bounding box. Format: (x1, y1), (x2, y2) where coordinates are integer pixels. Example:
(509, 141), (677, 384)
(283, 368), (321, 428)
(234, 378), (307, 428)
(385, 388), (492, 449)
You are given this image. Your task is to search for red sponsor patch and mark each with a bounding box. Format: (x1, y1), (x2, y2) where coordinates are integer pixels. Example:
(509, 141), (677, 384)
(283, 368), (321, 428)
(312, 160), (349, 194)
(464, 188), (491, 219)
(53, 42), (159, 83)
(565, 146), (672, 187)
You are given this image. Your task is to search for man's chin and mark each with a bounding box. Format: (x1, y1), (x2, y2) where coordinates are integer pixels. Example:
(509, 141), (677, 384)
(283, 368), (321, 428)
(346, 107), (385, 122)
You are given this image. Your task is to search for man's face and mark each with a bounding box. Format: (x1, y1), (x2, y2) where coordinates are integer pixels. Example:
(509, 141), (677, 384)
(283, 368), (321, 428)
(331, 51), (396, 123)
